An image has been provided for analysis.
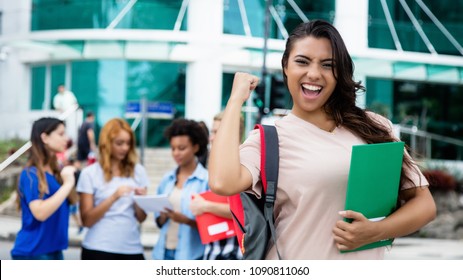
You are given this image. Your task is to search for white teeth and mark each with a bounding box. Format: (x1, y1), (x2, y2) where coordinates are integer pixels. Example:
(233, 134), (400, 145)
(302, 84), (322, 91)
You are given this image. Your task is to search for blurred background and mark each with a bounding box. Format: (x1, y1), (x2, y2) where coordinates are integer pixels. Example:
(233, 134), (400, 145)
(0, 0), (463, 257)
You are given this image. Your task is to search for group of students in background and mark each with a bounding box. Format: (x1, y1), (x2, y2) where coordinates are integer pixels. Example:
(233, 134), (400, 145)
(10, 110), (241, 260)
(10, 20), (435, 260)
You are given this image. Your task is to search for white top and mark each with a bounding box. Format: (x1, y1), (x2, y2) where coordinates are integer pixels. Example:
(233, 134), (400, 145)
(77, 163), (149, 254)
(53, 90), (77, 111)
(239, 112), (428, 260)
(165, 187), (182, 249)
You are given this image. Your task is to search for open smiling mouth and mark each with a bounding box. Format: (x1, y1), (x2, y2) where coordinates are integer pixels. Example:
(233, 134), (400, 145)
(301, 84), (322, 98)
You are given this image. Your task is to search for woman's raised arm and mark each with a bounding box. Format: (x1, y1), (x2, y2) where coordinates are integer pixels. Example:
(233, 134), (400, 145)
(208, 73), (258, 196)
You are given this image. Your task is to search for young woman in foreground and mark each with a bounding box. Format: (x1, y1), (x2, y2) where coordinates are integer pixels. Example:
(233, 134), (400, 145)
(208, 20), (436, 260)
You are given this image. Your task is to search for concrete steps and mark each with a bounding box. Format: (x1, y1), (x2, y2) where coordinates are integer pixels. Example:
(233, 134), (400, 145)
(139, 147), (176, 194)
(138, 147), (175, 235)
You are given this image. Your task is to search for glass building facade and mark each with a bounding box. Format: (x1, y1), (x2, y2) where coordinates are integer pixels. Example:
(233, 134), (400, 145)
(366, 0), (463, 159)
(1, 0), (462, 159)
(31, 0), (187, 31)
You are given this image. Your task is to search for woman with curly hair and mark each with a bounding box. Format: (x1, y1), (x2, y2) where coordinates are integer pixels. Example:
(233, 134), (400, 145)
(77, 118), (149, 259)
(152, 118), (209, 260)
(11, 117), (76, 260)
(209, 20), (436, 259)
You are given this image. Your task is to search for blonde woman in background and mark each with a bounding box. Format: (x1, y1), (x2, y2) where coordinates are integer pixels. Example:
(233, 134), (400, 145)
(77, 118), (149, 260)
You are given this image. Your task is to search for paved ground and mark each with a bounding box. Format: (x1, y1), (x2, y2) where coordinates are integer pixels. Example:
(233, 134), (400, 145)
(1, 214), (463, 260)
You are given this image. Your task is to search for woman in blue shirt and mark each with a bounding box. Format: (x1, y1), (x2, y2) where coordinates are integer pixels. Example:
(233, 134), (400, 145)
(11, 117), (76, 260)
(152, 118), (209, 260)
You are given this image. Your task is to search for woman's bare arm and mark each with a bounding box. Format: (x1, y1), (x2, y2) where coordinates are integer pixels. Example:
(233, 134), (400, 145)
(208, 73), (258, 196)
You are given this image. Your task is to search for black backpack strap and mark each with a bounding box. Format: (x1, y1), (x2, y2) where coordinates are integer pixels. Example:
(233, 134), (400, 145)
(256, 124), (281, 260)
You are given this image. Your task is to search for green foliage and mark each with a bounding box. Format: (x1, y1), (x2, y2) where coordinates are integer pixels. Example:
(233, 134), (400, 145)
(368, 102), (391, 119)
(0, 139), (26, 204)
(0, 138), (28, 163)
(0, 185), (15, 204)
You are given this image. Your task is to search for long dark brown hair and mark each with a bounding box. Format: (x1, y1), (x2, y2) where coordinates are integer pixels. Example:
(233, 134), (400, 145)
(17, 118), (65, 209)
(281, 20), (420, 191)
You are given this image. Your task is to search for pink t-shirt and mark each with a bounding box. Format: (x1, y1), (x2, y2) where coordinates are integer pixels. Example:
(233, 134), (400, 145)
(239, 112), (428, 259)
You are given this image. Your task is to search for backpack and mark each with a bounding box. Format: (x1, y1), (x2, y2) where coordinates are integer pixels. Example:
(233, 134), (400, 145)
(228, 124), (282, 260)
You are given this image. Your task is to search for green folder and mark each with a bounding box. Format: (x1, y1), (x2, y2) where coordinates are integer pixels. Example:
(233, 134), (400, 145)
(341, 141), (405, 253)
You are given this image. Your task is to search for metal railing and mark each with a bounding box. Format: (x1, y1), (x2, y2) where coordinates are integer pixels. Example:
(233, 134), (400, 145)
(0, 104), (80, 173)
(396, 124), (463, 160)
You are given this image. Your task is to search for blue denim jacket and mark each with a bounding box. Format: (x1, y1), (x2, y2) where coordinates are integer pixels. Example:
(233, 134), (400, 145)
(152, 163), (209, 260)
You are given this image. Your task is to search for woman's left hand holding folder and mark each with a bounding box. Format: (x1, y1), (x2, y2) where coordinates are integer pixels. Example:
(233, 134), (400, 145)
(332, 210), (380, 251)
